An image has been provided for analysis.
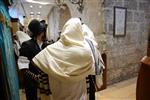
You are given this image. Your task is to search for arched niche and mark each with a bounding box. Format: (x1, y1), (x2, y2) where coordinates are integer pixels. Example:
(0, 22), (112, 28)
(59, 4), (71, 31)
(47, 4), (71, 41)
(47, 6), (60, 41)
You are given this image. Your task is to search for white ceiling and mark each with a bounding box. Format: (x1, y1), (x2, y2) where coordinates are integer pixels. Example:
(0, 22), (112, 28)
(14, 0), (57, 20)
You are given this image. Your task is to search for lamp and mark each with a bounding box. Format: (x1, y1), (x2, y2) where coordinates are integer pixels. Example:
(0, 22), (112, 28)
(55, 0), (65, 9)
(69, 0), (84, 13)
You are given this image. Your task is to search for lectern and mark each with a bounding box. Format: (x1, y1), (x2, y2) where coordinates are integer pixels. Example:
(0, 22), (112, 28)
(136, 56), (150, 100)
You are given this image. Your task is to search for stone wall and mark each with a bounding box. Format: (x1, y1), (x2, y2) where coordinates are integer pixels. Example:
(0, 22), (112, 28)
(65, 0), (105, 46)
(59, 0), (150, 85)
(104, 0), (150, 85)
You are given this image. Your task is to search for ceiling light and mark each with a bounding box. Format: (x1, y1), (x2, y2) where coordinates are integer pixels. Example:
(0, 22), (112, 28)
(37, 12), (41, 15)
(37, 17), (40, 20)
(25, 0), (55, 5)
(30, 12), (34, 15)
(30, 5), (33, 8)
(30, 15), (34, 17)
(39, 5), (42, 8)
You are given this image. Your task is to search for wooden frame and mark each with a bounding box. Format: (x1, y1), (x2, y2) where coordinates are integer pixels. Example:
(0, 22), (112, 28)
(99, 53), (107, 91)
(113, 6), (127, 37)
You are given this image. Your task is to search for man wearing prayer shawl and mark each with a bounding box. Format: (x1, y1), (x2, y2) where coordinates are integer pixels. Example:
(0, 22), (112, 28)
(82, 23), (105, 100)
(32, 18), (95, 100)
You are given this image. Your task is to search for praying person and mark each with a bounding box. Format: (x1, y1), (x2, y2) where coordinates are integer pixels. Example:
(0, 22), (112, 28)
(32, 18), (95, 100)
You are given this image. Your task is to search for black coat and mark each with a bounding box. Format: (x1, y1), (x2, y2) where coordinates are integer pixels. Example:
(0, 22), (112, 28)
(20, 39), (41, 61)
(19, 39), (50, 100)
(19, 39), (49, 73)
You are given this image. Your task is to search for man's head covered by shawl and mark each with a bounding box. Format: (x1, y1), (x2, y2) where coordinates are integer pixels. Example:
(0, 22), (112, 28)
(33, 18), (94, 82)
(60, 18), (84, 46)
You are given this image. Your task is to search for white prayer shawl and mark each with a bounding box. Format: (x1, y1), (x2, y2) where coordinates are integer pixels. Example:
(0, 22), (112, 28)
(14, 31), (30, 57)
(82, 24), (105, 69)
(16, 31), (31, 45)
(33, 18), (94, 100)
(82, 24), (105, 89)
(16, 31), (31, 70)
(82, 24), (98, 47)
(13, 40), (20, 57)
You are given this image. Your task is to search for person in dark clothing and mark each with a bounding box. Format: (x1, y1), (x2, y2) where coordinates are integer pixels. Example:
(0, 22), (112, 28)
(19, 19), (49, 100)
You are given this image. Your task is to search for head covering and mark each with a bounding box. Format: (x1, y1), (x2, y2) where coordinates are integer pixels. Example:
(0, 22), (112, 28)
(33, 18), (94, 82)
(28, 19), (47, 37)
(60, 18), (84, 46)
(82, 24), (98, 47)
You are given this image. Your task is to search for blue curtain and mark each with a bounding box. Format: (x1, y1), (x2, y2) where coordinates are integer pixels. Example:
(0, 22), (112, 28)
(0, 1), (19, 100)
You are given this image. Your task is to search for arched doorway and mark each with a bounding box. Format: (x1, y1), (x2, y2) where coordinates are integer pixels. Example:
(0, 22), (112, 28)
(59, 4), (71, 31)
(47, 4), (71, 41)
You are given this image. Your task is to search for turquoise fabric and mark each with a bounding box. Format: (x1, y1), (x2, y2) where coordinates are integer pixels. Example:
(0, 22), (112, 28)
(0, 1), (19, 100)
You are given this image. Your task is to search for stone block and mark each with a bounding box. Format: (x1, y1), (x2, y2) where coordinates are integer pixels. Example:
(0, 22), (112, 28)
(124, 0), (137, 3)
(105, 23), (113, 35)
(139, 23), (149, 34)
(107, 63), (139, 85)
(114, 38), (126, 45)
(114, 1), (123, 7)
(124, 33), (131, 45)
(134, 12), (145, 22)
(104, 9), (113, 23)
(127, 45), (138, 54)
(139, 2), (149, 11)
(127, 11), (133, 22)
(126, 53), (141, 64)
(139, 0), (150, 3)
(107, 46), (140, 68)
(104, 0), (114, 7)
(126, 22), (138, 32)
(145, 13), (150, 20)
(107, 56), (118, 69)
(104, 23), (108, 33)
(117, 56), (127, 68)
(106, 34), (114, 50)
(109, 23), (113, 33)
(129, 32), (140, 44)
(124, 0), (137, 10)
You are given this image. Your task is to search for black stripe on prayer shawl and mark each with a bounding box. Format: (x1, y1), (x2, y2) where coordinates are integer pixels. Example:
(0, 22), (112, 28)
(85, 39), (102, 75)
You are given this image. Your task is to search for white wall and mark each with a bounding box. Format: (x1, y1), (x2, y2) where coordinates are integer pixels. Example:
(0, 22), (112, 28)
(47, 6), (60, 41)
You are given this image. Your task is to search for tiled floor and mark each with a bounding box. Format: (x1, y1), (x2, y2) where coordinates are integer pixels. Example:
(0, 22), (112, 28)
(20, 77), (137, 100)
(96, 77), (137, 100)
